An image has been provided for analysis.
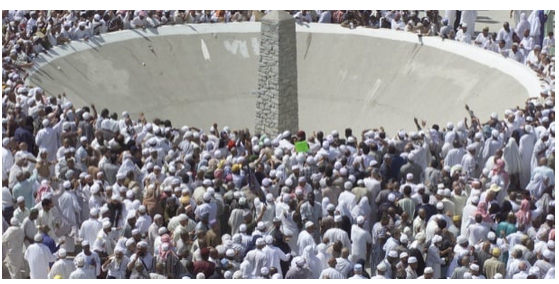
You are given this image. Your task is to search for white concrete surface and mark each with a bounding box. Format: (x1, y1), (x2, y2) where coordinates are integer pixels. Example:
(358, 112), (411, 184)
(27, 22), (539, 135)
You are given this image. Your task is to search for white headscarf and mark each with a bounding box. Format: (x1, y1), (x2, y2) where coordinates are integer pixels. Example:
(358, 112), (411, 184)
(526, 173), (548, 200)
(503, 138), (522, 174)
(302, 245), (321, 279)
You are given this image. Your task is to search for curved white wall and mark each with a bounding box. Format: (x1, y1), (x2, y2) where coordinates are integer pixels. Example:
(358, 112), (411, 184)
(28, 23), (539, 134)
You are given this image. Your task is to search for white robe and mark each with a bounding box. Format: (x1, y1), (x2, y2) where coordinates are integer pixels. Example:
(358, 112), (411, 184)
(503, 138), (522, 175)
(262, 244), (290, 276)
(323, 228), (351, 254)
(243, 248), (268, 278)
(297, 230), (316, 256)
(425, 244), (443, 279)
(518, 132), (537, 188)
(79, 218), (102, 246)
(460, 10), (477, 39)
(2, 226), (25, 278)
(48, 259), (76, 279)
(24, 243), (56, 279)
(35, 126), (60, 162)
(350, 225), (372, 263)
(530, 139), (547, 173)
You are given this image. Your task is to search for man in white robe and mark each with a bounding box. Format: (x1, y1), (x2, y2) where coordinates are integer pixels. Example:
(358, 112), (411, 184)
(79, 208), (102, 246)
(323, 216), (352, 254)
(58, 181), (81, 252)
(35, 119), (61, 162)
(2, 218), (25, 279)
(297, 221), (317, 256)
(24, 234), (56, 279)
(262, 235), (290, 276)
(69, 257), (90, 279)
(460, 10), (477, 39)
(74, 241), (101, 278)
(48, 249), (76, 279)
(243, 238), (268, 278)
(518, 126), (537, 187)
(351, 216), (372, 263)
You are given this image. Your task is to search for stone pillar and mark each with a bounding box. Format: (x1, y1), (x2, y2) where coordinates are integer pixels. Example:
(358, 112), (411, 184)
(255, 10), (299, 137)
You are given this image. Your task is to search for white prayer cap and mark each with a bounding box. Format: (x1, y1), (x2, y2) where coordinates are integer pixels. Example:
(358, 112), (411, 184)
(239, 224), (247, 232)
(90, 208), (99, 216)
(81, 240), (89, 246)
(125, 238), (136, 247)
(103, 221), (111, 229)
(400, 252), (409, 259)
(137, 241), (148, 248)
(406, 173), (413, 180)
(178, 214), (188, 222)
(10, 218), (19, 226)
(305, 221), (314, 229)
(239, 197), (247, 205)
(224, 271), (233, 279)
(266, 193), (274, 202)
(100, 206), (109, 215)
(158, 227), (168, 235)
(339, 167), (348, 176)
(116, 173), (126, 180)
(548, 240), (555, 249)
(494, 273), (503, 279)
(255, 238), (265, 246)
(334, 215), (342, 223)
(487, 231), (496, 240)
(327, 204), (336, 211)
(471, 196), (480, 204)
(79, 136), (87, 143)
(388, 193), (396, 202)
(469, 263), (479, 271)
(2, 138), (9, 147)
(295, 256), (305, 267)
(16, 196), (25, 203)
(444, 188), (451, 197)
(491, 129), (499, 137)
(436, 202), (444, 210)
(131, 229), (140, 235)
(126, 190), (134, 199)
(546, 214), (554, 221)
(76, 256), (86, 267)
(63, 180), (71, 189)
(154, 214), (163, 220)
(226, 248), (236, 257)
(408, 256), (417, 264)
(58, 248), (67, 258)
(111, 194), (121, 201)
(353, 263), (363, 272)
(400, 234), (409, 243)
(377, 262), (387, 272)
(432, 235), (443, 243)
(543, 250), (552, 259)
(256, 221), (266, 231)
(265, 235), (274, 245)
(261, 267), (269, 275)
(356, 216), (365, 225)
(42, 118), (50, 127)
(467, 144), (476, 151)
(424, 267), (434, 274)
(457, 235), (468, 244)
(295, 188), (303, 196)
(388, 250), (398, 258)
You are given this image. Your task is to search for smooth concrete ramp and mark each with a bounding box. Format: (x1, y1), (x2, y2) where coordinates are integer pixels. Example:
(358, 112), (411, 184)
(28, 23), (540, 135)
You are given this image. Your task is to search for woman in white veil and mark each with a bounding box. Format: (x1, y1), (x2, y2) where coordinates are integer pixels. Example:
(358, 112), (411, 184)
(301, 245), (322, 279)
(503, 137), (522, 189)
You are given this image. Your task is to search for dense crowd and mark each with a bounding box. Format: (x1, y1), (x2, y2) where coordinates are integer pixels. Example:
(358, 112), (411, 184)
(1, 10), (556, 279)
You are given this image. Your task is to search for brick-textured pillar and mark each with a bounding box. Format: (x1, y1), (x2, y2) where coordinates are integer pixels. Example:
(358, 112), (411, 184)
(255, 10), (299, 137)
